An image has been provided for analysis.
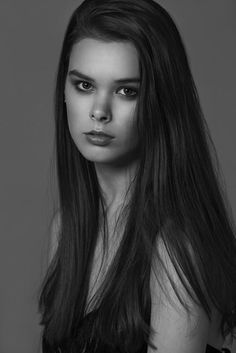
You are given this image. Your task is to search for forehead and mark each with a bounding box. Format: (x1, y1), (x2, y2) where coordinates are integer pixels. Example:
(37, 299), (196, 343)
(68, 38), (140, 81)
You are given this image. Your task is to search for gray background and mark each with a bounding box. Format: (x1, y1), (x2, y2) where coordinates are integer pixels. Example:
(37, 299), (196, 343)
(0, 1), (235, 352)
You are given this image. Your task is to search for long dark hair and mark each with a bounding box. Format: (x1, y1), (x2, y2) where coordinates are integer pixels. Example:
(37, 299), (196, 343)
(39, 0), (236, 351)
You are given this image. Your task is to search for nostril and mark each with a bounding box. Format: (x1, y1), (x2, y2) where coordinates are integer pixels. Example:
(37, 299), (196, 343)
(90, 114), (111, 122)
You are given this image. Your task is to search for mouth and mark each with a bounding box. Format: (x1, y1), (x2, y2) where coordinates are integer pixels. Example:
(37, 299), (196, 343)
(84, 130), (114, 146)
(84, 130), (114, 138)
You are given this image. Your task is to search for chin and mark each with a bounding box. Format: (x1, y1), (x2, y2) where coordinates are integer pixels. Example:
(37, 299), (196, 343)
(79, 149), (117, 164)
(77, 142), (139, 166)
(80, 150), (130, 166)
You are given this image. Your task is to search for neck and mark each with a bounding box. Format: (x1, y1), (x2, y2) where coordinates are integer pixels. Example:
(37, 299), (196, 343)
(94, 158), (139, 212)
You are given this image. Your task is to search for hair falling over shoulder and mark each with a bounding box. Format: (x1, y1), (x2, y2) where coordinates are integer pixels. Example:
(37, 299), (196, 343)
(39, 0), (236, 351)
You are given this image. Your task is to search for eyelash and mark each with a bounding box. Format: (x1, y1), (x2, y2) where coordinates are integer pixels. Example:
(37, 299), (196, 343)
(72, 80), (138, 98)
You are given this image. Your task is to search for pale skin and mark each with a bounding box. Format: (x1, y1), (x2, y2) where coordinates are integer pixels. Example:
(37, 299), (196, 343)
(51, 38), (225, 352)
(64, 38), (140, 213)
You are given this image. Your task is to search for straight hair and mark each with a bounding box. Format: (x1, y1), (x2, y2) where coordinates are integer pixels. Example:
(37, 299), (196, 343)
(39, 0), (236, 351)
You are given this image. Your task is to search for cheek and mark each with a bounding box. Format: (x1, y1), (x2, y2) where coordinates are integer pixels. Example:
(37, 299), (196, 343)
(116, 104), (138, 138)
(66, 98), (88, 120)
(66, 99), (89, 133)
(65, 84), (90, 124)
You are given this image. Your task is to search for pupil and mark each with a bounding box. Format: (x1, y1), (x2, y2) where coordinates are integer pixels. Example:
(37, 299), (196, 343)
(83, 82), (90, 89)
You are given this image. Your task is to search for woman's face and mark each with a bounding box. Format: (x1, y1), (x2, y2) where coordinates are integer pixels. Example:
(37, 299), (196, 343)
(64, 38), (140, 166)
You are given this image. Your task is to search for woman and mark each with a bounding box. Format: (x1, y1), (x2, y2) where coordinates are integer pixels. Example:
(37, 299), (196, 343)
(39, 0), (236, 352)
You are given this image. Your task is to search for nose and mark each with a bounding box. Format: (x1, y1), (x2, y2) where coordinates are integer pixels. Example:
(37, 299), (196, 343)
(89, 96), (112, 123)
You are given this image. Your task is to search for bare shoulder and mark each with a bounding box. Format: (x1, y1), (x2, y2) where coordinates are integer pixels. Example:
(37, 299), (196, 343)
(150, 238), (200, 313)
(148, 237), (210, 353)
(48, 210), (61, 263)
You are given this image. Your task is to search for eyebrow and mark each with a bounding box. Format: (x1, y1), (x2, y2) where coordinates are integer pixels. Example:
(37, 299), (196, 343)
(68, 69), (140, 84)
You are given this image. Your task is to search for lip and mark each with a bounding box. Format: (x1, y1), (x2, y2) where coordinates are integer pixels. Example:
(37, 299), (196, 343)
(84, 130), (114, 138)
(85, 134), (114, 146)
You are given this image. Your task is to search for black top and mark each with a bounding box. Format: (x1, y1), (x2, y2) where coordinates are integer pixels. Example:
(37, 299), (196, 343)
(43, 309), (231, 353)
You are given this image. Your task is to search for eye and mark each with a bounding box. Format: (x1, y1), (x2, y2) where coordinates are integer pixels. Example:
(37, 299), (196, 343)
(117, 87), (138, 97)
(74, 80), (93, 92)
